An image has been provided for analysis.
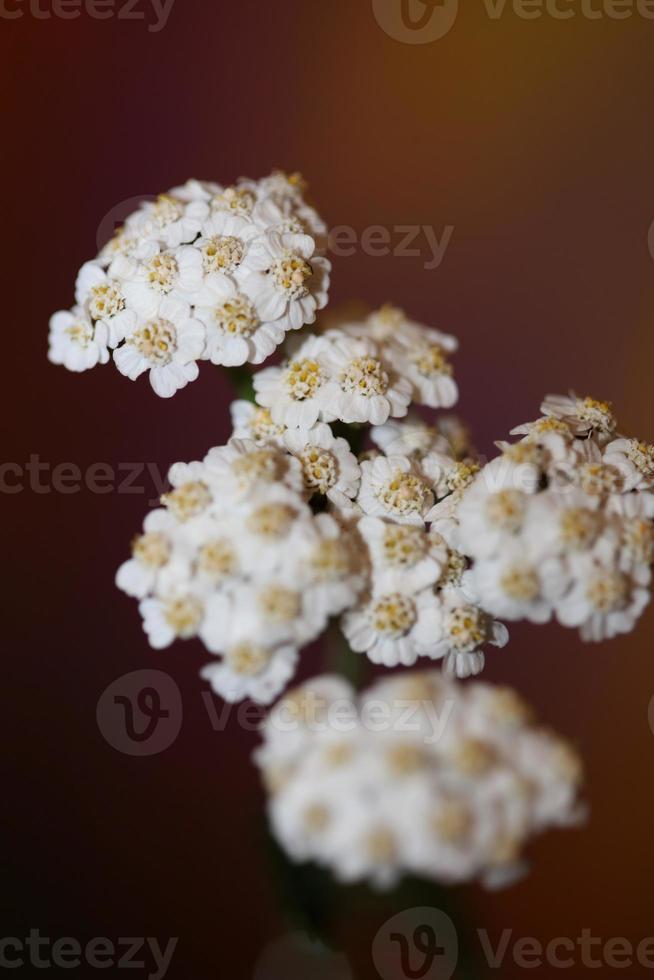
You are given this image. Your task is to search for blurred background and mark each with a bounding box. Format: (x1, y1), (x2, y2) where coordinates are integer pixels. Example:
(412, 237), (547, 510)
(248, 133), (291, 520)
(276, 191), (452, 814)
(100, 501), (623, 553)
(4, 0), (654, 976)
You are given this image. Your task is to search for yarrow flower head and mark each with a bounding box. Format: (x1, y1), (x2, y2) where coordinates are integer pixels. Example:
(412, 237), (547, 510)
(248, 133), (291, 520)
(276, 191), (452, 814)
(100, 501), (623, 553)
(48, 172), (331, 396)
(255, 672), (585, 889)
(453, 394), (654, 642)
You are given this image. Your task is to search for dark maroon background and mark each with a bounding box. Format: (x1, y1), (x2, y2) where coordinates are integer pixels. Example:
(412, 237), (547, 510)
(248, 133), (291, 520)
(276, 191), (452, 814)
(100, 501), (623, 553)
(4, 1), (654, 977)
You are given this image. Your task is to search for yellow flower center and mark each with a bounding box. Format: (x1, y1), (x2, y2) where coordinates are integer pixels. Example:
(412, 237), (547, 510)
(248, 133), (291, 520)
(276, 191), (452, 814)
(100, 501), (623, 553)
(432, 801), (472, 843)
(382, 524), (428, 567)
(485, 490), (525, 531)
(577, 463), (624, 496)
(385, 744), (425, 775)
(247, 503), (297, 538)
(365, 827), (397, 864)
(576, 396), (616, 435)
(270, 250), (313, 298)
(299, 446), (337, 493)
(197, 538), (236, 579)
(152, 194), (184, 228)
(64, 320), (94, 348)
(131, 318), (177, 366)
(211, 186), (255, 216)
(412, 344), (452, 377)
(500, 565), (540, 602)
(161, 481), (211, 522)
(146, 252), (179, 293)
(226, 643), (272, 677)
(310, 539), (352, 581)
(214, 297), (258, 337)
(587, 572), (629, 612)
(626, 440), (654, 479)
(283, 358), (326, 400)
(257, 585), (300, 623)
(530, 417), (571, 437)
(369, 593), (417, 637)
(340, 357), (388, 397)
(453, 738), (497, 776)
(444, 605), (489, 652)
(273, 169), (307, 193)
(303, 803), (331, 834)
(89, 282), (124, 320)
(201, 235), (245, 274)
(446, 461), (480, 493)
(376, 303), (406, 328)
(560, 507), (599, 549)
(163, 596), (203, 637)
(438, 549), (467, 587)
(132, 532), (170, 568)
(249, 407), (285, 442)
(503, 441), (545, 466)
(377, 469), (432, 518)
(231, 449), (279, 488)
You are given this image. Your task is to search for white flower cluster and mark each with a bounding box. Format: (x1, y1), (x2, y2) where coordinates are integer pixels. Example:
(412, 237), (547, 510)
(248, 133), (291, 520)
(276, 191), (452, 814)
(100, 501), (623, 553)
(117, 308), (508, 695)
(48, 172), (330, 396)
(255, 672), (585, 889)
(343, 408), (507, 682)
(116, 437), (364, 704)
(449, 393), (654, 642)
(253, 303), (459, 427)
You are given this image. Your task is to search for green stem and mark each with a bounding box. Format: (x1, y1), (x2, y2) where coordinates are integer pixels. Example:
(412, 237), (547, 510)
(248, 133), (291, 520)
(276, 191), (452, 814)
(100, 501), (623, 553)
(331, 420), (366, 457)
(226, 364), (256, 403)
(324, 622), (368, 691)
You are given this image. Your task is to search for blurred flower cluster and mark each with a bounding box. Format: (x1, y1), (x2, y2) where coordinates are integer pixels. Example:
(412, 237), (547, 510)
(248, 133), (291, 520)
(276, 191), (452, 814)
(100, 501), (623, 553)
(55, 174), (653, 890)
(48, 172), (330, 396)
(255, 672), (585, 889)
